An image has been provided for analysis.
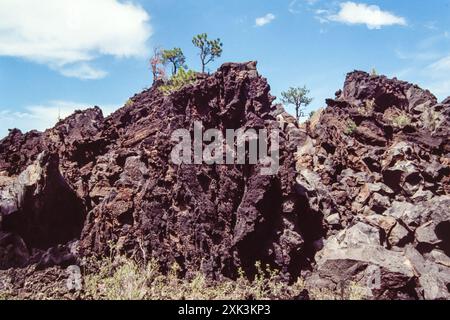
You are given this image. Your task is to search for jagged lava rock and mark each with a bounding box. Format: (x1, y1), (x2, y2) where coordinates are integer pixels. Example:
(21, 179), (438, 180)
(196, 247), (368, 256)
(298, 71), (450, 299)
(0, 62), (319, 280)
(0, 64), (449, 299)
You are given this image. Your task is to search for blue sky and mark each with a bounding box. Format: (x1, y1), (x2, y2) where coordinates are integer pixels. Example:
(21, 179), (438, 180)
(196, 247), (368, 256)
(1, 0), (450, 138)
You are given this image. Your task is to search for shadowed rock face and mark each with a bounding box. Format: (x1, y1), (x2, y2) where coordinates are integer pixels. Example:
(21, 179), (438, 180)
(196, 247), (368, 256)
(0, 63), (449, 299)
(77, 62), (316, 279)
(0, 62), (316, 280)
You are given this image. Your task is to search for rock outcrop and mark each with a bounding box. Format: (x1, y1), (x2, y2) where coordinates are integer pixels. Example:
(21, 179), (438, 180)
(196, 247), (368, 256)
(0, 62), (316, 281)
(297, 71), (450, 299)
(0, 63), (449, 299)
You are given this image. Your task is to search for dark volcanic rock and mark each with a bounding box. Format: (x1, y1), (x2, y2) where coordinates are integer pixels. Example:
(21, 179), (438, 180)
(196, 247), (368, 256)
(0, 64), (449, 299)
(0, 62), (317, 281)
(298, 71), (450, 299)
(78, 62), (314, 279)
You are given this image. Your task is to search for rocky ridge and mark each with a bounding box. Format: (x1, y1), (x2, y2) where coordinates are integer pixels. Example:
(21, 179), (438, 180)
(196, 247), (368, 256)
(0, 62), (449, 299)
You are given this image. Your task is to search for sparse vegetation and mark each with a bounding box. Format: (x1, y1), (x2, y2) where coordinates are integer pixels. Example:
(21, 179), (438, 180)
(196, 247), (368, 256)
(159, 68), (197, 95)
(370, 68), (378, 76)
(281, 86), (313, 122)
(162, 48), (186, 76)
(358, 99), (375, 116)
(82, 255), (304, 300)
(81, 255), (366, 300)
(192, 33), (223, 73)
(344, 119), (357, 135)
(309, 111), (315, 119)
(308, 280), (368, 300)
(392, 113), (411, 128)
(0, 290), (13, 300)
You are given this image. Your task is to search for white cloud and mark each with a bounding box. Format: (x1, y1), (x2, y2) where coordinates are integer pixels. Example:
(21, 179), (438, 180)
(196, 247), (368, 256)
(59, 63), (108, 80)
(0, 101), (119, 138)
(255, 13), (276, 27)
(0, 0), (152, 79)
(289, 0), (320, 14)
(326, 2), (406, 29)
(428, 55), (450, 72)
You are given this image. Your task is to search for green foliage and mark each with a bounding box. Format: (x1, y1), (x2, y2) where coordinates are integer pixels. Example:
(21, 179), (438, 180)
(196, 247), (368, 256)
(370, 68), (378, 76)
(345, 120), (357, 135)
(159, 68), (197, 95)
(281, 86), (313, 121)
(162, 48), (186, 76)
(392, 114), (411, 128)
(192, 33), (223, 73)
(308, 111), (315, 119)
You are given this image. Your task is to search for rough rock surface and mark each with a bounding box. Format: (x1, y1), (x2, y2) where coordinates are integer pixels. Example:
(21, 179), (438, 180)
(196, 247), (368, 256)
(297, 71), (450, 299)
(0, 62), (314, 281)
(0, 63), (449, 299)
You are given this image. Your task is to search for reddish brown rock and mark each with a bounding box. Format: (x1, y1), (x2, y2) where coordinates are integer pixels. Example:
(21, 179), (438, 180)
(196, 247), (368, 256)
(0, 64), (449, 299)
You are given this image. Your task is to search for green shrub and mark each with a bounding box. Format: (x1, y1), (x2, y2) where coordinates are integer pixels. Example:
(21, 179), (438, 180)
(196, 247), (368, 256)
(344, 120), (357, 135)
(392, 114), (411, 128)
(159, 69), (197, 95)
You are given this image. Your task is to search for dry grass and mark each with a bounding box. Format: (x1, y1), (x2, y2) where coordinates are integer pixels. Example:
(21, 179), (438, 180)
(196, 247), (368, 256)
(80, 254), (368, 300)
(392, 114), (411, 128)
(0, 246), (368, 300)
(358, 99), (375, 116)
(82, 257), (306, 300)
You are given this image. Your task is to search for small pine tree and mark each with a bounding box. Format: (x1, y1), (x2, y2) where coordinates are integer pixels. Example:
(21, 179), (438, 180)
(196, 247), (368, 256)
(281, 86), (313, 122)
(162, 48), (186, 76)
(192, 33), (223, 73)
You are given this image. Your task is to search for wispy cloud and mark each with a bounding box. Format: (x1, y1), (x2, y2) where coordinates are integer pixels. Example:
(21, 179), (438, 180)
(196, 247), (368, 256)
(59, 63), (108, 80)
(428, 55), (450, 72)
(323, 2), (407, 29)
(424, 21), (438, 31)
(392, 30), (450, 100)
(395, 49), (441, 62)
(0, 0), (152, 80)
(0, 100), (119, 138)
(289, 0), (320, 14)
(255, 13), (276, 27)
